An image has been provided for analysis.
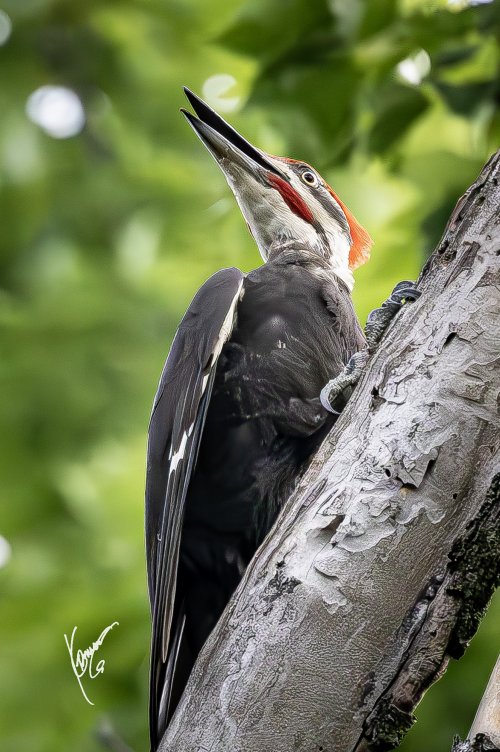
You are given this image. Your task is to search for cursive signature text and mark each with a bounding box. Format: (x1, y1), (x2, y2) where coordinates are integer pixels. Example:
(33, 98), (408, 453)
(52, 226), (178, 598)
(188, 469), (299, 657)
(64, 621), (119, 705)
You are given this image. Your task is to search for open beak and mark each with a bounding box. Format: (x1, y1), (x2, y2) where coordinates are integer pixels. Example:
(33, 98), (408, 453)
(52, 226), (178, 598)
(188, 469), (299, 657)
(181, 87), (288, 184)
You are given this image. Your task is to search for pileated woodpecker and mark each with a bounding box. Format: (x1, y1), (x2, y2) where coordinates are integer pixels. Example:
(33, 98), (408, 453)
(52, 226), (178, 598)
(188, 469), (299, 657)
(145, 88), (418, 750)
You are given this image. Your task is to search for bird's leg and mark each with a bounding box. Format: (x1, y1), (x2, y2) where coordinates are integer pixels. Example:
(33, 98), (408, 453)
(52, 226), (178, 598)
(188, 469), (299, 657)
(320, 350), (369, 414)
(321, 281), (420, 414)
(364, 280), (421, 354)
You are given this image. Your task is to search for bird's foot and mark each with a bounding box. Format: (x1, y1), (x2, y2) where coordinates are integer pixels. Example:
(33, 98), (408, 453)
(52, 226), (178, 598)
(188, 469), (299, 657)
(320, 281), (420, 415)
(320, 350), (369, 414)
(365, 280), (420, 353)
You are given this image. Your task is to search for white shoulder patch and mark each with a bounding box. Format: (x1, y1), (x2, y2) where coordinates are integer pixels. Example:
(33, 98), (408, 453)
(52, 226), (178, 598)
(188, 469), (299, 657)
(210, 278), (244, 366)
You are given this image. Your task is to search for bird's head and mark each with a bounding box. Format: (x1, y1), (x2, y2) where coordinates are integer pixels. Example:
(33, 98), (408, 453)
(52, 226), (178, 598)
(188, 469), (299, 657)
(182, 88), (372, 290)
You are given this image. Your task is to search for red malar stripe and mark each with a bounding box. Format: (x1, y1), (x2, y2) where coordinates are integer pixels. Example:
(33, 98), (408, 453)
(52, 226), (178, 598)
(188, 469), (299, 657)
(268, 175), (314, 224)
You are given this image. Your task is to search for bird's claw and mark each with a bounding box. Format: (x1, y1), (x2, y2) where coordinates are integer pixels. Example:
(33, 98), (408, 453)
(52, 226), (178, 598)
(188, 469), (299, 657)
(365, 280), (420, 353)
(390, 280), (421, 302)
(320, 282), (420, 415)
(320, 350), (369, 414)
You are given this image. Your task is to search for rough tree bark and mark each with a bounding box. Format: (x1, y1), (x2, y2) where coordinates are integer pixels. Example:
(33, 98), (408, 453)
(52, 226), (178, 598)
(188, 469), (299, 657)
(453, 655), (500, 752)
(160, 152), (500, 752)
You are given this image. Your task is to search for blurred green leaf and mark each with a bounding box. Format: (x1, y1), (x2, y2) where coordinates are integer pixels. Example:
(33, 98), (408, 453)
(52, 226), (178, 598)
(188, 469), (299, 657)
(432, 45), (479, 67)
(368, 83), (429, 154)
(217, 0), (332, 62)
(250, 53), (361, 163)
(435, 79), (498, 115)
(358, 0), (399, 38)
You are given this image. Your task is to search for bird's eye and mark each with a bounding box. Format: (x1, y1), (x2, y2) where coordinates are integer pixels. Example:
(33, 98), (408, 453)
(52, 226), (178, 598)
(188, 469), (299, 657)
(301, 170), (318, 187)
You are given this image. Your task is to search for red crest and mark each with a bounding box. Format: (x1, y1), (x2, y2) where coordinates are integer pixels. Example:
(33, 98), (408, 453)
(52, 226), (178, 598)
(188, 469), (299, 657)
(326, 186), (372, 270)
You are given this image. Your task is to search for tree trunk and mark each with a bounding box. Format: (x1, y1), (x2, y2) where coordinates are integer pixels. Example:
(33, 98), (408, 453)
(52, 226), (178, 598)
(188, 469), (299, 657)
(468, 654), (500, 747)
(160, 151), (500, 752)
(453, 654), (500, 752)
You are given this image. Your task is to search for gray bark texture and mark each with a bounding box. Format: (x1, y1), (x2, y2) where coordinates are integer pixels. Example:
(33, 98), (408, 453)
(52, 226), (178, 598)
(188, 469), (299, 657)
(452, 735), (500, 752)
(453, 655), (500, 752)
(160, 151), (500, 752)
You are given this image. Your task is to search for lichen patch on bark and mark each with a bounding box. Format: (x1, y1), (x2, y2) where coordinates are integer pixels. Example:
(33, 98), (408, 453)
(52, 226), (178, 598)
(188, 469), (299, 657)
(447, 473), (500, 659)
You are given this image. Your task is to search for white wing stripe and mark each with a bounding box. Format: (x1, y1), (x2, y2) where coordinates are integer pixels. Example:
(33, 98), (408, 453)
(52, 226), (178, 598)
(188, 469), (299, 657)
(169, 431), (189, 474)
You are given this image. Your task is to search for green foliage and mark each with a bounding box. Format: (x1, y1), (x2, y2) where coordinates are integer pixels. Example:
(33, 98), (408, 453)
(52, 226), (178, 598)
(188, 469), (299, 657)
(0, 1), (498, 750)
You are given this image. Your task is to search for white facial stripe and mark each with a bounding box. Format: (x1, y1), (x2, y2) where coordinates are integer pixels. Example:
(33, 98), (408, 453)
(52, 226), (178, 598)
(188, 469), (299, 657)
(223, 158), (355, 289)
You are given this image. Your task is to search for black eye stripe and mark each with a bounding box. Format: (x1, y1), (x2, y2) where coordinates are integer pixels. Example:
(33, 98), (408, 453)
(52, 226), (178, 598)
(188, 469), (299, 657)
(314, 190), (351, 238)
(289, 162), (351, 237)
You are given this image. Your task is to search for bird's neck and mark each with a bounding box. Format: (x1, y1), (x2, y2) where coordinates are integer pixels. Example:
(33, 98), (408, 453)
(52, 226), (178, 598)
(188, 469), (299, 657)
(266, 231), (354, 292)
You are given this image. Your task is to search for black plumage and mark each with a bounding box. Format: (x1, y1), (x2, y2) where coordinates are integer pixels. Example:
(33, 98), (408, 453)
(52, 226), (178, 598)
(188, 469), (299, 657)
(146, 250), (364, 748)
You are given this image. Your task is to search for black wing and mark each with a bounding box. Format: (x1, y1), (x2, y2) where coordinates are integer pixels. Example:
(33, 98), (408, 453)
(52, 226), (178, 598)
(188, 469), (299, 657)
(145, 267), (244, 749)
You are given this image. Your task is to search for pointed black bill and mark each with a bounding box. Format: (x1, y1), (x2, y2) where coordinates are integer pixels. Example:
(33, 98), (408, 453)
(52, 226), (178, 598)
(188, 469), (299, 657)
(181, 87), (287, 180)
